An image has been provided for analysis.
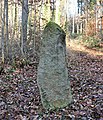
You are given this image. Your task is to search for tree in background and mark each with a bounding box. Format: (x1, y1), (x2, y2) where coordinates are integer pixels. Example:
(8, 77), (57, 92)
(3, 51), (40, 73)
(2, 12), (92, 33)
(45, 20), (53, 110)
(1, 0), (5, 63)
(0, 0), (67, 64)
(21, 0), (28, 56)
(5, 0), (9, 57)
(1, 0), (103, 64)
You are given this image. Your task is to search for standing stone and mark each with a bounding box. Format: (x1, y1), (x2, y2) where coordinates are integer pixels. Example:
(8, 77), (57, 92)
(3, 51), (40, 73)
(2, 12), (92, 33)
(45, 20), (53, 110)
(37, 22), (72, 110)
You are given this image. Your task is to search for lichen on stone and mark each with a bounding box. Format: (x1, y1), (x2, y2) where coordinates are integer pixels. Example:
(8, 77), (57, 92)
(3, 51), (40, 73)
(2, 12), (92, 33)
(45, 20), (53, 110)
(44, 21), (65, 35)
(37, 22), (72, 110)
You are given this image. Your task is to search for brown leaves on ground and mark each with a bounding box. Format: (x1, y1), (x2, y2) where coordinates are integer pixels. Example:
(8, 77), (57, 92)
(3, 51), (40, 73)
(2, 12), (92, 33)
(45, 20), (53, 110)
(0, 41), (103, 119)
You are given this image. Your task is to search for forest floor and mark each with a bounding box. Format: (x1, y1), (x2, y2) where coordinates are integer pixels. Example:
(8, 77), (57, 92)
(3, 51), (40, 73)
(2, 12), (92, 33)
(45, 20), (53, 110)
(0, 40), (103, 120)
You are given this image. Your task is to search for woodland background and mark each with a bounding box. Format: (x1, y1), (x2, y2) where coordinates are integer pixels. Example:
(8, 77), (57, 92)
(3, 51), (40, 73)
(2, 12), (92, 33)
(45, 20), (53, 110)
(0, 0), (103, 64)
(0, 0), (103, 119)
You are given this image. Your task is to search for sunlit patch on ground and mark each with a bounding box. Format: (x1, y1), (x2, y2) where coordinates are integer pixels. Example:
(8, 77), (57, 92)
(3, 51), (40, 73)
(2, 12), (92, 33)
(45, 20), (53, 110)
(66, 39), (103, 56)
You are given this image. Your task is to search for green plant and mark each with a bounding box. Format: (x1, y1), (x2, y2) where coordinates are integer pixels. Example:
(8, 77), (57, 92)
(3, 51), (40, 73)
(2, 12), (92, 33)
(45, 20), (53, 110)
(82, 36), (101, 48)
(70, 33), (78, 39)
(70, 33), (83, 39)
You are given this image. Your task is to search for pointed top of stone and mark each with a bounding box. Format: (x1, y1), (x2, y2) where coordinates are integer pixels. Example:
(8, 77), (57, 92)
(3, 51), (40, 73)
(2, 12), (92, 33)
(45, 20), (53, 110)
(44, 21), (65, 35)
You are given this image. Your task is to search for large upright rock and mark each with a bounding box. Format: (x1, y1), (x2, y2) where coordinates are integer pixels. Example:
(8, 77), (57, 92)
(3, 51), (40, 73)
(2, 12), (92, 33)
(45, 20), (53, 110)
(37, 22), (72, 110)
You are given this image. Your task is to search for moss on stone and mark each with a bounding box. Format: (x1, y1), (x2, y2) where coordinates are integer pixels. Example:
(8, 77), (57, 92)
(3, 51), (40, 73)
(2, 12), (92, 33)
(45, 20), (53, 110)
(37, 21), (72, 110)
(44, 21), (65, 35)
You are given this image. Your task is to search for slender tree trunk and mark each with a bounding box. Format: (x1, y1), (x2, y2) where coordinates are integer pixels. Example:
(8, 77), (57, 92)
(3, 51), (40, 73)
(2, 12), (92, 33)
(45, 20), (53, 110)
(55, 0), (60, 24)
(85, 0), (88, 36)
(21, 0), (28, 55)
(80, 22), (83, 33)
(14, 1), (17, 38)
(33, 2), (36, 52)
(80, 0), (83, 34)
(1, 0), (5, 63)
(27, 4), (32, 46)
(77, 0), (79, 14)
(95, 5), (98, 35)
(0, 0), (2, 50)
(100, 16), (103, 40)
(39, 0), (43, 31)
(5, 0), (9, 57)
(72, 15), (75, 34)
(51, 0), (55, 22)
(77, 22), (79, 34)
(11, 2), (15, 63)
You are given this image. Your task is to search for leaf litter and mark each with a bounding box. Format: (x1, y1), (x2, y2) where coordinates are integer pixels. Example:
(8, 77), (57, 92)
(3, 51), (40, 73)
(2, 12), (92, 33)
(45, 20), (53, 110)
(0, 42), (103, 120)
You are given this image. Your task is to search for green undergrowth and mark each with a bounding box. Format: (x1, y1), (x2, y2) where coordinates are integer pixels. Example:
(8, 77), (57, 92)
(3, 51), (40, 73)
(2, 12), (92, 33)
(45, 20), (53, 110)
(70, 33), (82, 39)
(78, 36), (103, 51)
(82, 36), (101, 47)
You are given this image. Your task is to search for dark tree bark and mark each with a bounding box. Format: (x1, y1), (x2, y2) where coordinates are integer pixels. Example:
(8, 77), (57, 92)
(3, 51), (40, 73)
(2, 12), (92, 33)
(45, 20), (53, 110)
(21, 0), (29, 54)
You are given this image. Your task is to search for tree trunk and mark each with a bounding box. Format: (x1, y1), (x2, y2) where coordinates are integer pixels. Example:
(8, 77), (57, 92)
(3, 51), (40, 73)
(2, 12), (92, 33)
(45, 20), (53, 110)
(72, 15), (75, 34)
(21, 0), (28, 55)
(1, 0), (5, 63)
(77, 22), (79, 34)
(51, 0), (55, 22)
(55, 0), (60, 24)
(5, 0), (9, 57)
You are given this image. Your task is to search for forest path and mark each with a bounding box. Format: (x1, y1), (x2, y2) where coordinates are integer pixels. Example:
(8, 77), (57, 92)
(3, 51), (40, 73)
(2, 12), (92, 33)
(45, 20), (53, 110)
(66, 40), (103, 56)
(66, 39), (103, 119)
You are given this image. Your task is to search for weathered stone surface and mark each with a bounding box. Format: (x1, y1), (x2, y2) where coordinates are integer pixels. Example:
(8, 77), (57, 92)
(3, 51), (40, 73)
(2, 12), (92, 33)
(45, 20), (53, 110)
(37, 22), (72, 110)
